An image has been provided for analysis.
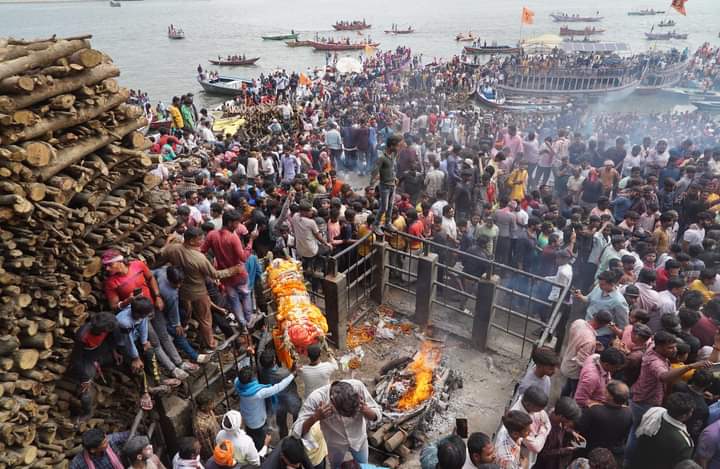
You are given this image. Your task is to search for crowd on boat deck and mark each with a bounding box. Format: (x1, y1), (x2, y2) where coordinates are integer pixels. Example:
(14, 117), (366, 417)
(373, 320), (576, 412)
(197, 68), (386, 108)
(680, 43), (720, 91)
(77, 41), (720, 469)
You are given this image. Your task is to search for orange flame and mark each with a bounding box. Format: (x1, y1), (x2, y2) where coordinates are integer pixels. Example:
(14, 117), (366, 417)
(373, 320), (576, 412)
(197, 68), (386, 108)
(396, 341), (442, 410)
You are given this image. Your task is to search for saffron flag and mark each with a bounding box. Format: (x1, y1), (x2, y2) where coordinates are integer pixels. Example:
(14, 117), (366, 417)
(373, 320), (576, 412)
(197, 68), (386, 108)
(298, 73), (311, 86)
(521, 6), (535, 25)
(671, 0), (687, 15)
(364, 43), (376, 57)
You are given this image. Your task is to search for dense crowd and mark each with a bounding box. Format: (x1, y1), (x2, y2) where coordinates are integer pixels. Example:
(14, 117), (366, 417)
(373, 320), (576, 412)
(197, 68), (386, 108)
(73, 43), (720, 469)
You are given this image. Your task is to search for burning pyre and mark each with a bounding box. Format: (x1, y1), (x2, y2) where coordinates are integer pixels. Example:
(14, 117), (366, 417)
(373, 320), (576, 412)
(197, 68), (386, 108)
(370, 341), (463, 467)
(385, 341), (442, 412)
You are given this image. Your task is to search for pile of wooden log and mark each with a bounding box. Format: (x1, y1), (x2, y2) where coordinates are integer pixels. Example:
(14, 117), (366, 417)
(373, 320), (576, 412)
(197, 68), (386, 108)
(0, 35), (175, 468)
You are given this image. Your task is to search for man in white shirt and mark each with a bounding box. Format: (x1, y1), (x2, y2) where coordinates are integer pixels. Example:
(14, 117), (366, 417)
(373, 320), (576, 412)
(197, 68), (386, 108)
(299, 343), (338, 399)
(293, 380), (381, 468)
(246, 152), (260, 179)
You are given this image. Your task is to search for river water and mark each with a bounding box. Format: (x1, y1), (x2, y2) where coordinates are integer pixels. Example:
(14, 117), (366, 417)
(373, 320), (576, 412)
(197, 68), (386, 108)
(1, 0), (719, 108)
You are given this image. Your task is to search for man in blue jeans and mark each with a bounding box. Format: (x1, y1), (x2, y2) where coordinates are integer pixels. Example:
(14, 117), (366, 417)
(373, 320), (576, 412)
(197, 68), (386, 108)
(371, 134), (405, 235)
(154, 265), (210, 364)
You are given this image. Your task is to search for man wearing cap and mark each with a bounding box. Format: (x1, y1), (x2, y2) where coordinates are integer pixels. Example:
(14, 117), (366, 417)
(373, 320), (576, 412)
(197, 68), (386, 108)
(560, 310), (613, 397)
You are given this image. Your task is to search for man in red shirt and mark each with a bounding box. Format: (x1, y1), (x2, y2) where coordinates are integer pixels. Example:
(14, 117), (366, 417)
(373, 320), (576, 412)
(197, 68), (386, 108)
(201, 209), (257, 329)
(655, 258), (681, 291)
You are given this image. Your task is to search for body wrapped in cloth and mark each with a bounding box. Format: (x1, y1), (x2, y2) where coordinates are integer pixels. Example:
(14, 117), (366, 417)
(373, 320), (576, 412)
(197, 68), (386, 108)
(267, 259), (329, 367)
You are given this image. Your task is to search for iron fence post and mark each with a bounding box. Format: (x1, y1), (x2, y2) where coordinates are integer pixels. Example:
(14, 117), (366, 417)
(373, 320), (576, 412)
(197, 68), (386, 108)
(371, 241), (386, 304)
(323, 272), (349, 350)
(415, 252), (438, 327)
(472, 280), (496, 351)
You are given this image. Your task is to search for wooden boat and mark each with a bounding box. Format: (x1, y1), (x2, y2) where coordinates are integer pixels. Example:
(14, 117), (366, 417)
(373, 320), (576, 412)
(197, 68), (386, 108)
(498, 62), (643, 100)
(309, 40), (380, 51)
(384, 27), (414, 34)
(559, 26), (605, 36)
(332, 20), (371, 31)
(692, 101), (720, 112)
(550, 13), (603, 22)
(464, 45), (521, 55)
(109, 1), (121, 6)
(285, 40), (314, 48)
(658, 20), (676, 27)
(197, 75), (253, 96)
(563, 37), (600, 43)
(665, 87), (720, 100)
(209, 57), (260, 66)
(636, 58), (689, 93)
(472, 91), (564, 113)
(472, 90), (506, 108)
(168, 27), (185, 39)
(645, 32), (688, 40)
(145, 118), (172, 134)
(262, 33), (299, 41)
(456, 33), (476, 42)
(628, 9), (665, 16)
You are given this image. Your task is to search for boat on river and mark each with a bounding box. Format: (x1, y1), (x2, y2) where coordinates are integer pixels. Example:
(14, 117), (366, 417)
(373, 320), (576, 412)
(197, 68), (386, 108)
(286, 40), (314, 48)
(384, 27), (414, 34)
(197, 75), (253, 96)
(497, 51), (646, 100)
(455, 33), (477, 42)
(463, 45), (521, 55)
(109, 1), (121, 6)
(168, 26), (185, 39)
(636, 57), (689, 93)
(262, 33), (299, 41)
(209, 57), (260, 66)
(332, 20), (371, 31)
(658, 19), (676, 27)
(692, 101), (720, 112)
(628, 9), (665, 16)
(550, 13), (603, 22)
(645, 31), (688, 40)
(665, 87), (720, 100)
(559, 26), (605, 36)
(563, 37), (600, 43)
(309, 40), (379, 51)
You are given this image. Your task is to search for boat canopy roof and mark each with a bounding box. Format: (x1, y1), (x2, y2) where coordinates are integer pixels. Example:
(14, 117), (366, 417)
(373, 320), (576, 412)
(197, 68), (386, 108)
(559, 42), (630, 53)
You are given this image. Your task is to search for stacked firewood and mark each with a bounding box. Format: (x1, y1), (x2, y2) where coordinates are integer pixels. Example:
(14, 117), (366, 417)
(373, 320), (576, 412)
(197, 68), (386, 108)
(0, 35), (174, 468)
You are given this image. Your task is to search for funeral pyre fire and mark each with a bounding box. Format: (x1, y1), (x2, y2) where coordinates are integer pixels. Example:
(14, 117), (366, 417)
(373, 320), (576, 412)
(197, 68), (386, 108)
(375, 341), (445, 414)
(370, 341), (462, 467)
(394, 341), (442, 411)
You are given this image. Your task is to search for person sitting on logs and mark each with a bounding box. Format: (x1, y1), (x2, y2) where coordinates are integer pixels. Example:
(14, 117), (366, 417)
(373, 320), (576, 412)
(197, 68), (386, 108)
(69, 427), (129, 469)
(66, 312), (120, 421)
(103, 249), (197, 382)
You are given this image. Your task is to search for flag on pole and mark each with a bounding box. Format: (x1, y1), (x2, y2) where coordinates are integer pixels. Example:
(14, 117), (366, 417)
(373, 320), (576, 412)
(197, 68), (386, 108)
(671, 0), (687, 15)
(521, 6), (535, 25)
(298, 73), (312, 86)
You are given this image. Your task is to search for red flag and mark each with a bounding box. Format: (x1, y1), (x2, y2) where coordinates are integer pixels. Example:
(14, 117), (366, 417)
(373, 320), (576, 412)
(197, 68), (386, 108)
(671, 0), (687, 15)
(521, 6), (535, 25)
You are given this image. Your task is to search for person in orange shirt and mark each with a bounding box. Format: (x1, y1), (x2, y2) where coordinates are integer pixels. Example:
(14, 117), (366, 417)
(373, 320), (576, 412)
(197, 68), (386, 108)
(329, 170), (344, 198)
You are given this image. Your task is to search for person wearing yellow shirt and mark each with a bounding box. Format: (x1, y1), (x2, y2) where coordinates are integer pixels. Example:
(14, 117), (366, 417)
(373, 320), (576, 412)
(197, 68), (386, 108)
(507, 161), (528, 202)
(387, 212), (407, 281)
(169, 96), (184, 130)
(688, 269), (717, 304)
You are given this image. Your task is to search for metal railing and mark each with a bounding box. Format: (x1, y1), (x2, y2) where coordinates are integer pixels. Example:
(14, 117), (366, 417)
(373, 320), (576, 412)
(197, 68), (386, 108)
(385, 230), (568, 356)
(328, 232), (380, 321)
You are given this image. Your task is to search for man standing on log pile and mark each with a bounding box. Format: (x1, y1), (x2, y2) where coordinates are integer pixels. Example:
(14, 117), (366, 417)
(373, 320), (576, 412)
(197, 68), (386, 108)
(201, 209), (257, 330)
(160, 226), (243, 350)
